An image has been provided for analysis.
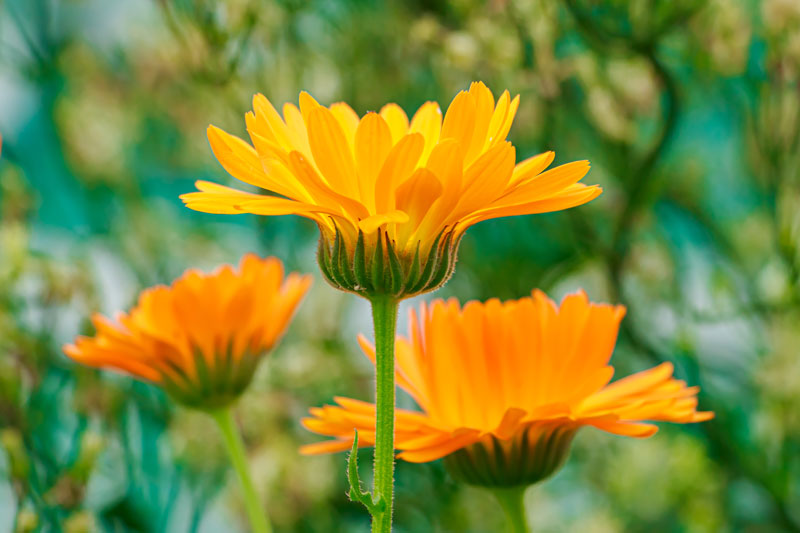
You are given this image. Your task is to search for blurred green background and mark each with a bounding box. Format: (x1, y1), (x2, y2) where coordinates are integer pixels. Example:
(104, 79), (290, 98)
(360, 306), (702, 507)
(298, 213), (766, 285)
(1, 0), (799, 531)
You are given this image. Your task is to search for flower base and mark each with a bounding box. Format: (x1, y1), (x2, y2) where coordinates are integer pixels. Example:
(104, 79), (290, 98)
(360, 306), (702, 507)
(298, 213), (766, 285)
(160, 348), (263, 410)
(317, 227), (460, 300)
(443, 422), (577, 488)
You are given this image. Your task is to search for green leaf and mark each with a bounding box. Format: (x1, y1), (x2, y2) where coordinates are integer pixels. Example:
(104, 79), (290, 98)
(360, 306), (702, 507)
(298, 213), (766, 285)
(346, 431), (386, 516)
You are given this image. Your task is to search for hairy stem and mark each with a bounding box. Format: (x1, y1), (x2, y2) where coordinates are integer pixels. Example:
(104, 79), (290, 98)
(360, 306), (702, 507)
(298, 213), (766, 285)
(370, 295), (399, 533)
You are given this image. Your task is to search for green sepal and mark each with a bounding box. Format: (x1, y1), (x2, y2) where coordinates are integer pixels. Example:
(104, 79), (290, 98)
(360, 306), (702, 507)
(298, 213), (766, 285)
(408, 230), (444, 294)
(427, 231), (457, 290)
(385, 233), (404, 294)
(354, 230), (370, 292)
(324, 229), (348, 290)
(370, 229), (385, 291)
(443, 424), (577, 488)
(317, 233), (335, 284)
(317, 224), (462, 300)
(160, 345), (263, 411)
(336, 228), (357, 288)
(404, 242), (422, 289)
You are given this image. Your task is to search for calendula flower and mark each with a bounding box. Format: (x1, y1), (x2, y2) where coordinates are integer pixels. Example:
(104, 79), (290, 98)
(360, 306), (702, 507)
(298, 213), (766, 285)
(181, 83), (601, 299)
(301, 290), (713, 488)
(64, 255), (311, 410)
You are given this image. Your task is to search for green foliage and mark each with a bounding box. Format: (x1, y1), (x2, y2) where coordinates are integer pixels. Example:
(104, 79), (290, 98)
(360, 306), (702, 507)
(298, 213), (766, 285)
(1, 0), (800, 531)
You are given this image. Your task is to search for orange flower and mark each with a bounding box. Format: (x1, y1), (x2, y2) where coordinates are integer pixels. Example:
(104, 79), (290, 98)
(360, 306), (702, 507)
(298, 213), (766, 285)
(301, 290), (712, 487)
(181, 83), (600, 298)
(64, 255), (311, 409)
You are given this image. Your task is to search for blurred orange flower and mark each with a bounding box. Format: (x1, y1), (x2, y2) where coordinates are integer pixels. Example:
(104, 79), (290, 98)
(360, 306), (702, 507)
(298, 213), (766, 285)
(181, 83), (600, 297)
(301, 290), (713, 487)
(64, 255), (311, 409)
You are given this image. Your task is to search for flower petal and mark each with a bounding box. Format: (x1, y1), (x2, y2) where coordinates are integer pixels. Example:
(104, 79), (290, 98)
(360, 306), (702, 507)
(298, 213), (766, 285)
(355, 112), (393, 210)
(380, 103), (410, 143)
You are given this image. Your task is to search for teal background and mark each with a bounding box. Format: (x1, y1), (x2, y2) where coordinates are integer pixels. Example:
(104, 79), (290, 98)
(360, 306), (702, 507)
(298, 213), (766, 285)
(1, 0), (799, 531)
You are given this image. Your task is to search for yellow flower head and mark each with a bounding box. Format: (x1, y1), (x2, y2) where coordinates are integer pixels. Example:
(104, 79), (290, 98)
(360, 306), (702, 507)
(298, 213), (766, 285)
(301, 290), (713, 487)
(64, 255), (311, 409)
(181, 83), (600, 299)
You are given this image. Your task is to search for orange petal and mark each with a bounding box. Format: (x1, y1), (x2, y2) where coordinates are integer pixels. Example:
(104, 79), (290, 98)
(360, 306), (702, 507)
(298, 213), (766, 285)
(299, 439), (355, 455)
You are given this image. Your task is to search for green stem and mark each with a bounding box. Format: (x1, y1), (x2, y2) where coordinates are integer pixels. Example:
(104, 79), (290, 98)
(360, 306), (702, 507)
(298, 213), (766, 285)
(370, 295), (399, 533)
(492, 487), (530, 533)
(210, 407), (272, 533)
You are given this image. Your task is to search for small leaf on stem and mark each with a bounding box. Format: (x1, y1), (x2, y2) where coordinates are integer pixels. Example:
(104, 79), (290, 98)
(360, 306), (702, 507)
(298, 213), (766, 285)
(346, 430), (386, 516)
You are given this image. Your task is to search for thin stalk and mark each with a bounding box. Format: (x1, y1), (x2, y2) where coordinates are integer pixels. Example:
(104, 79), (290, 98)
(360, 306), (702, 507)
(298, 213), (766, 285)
(370, 295), (399, 533)
(210, 407), (272, 533)
(492, 487), (530, 533)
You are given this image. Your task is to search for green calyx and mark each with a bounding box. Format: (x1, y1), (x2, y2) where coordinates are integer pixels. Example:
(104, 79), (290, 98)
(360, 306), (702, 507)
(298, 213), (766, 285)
(160, 344), (265, 410)
(443, 423), (577, 488)
(317, 226), (461, 300)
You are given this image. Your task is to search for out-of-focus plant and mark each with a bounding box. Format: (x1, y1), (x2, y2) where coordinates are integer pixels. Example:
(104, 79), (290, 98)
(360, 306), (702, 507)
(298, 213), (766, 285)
(63, 256), (312, 533)
(2, 0), (800, 530)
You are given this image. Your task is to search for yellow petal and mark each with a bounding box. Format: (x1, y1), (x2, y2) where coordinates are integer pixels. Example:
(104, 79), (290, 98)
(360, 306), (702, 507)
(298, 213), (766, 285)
(508, 151), (555, 188)
(489, 93), (520, 147)
(395, 168), (443, 233)
(417, 139), (463, 234)
(485, 90), (510, 148)
(457, 184), (602, 231)
(374, 132), (425, 213)
(355, 112), (392, 211)
(330, 102), (360, 150)
(282, 103), (312, 157)
(307, 107), (359, 197)
(207, 125), (265, 186)
(182, 180), (334, 223)
(450, 141), (516, 220)
(358, 210), (410, 234)
(498, 160), (591, 205)
(244, 146), (312, 202)
(380, 103), (410, 143)
(181, 181), (259, 214)
(282, 151), (369, 220)
(299, 91), (321, 123)
(236, 196), (339, 218)
(440, 90), (476, 160)
(246, 113), (289, 164)
(464, 81), (496, 165)
(195, 180), (256, 194)
(252, 93), (293, 150)
(409, 101), (442, 164)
